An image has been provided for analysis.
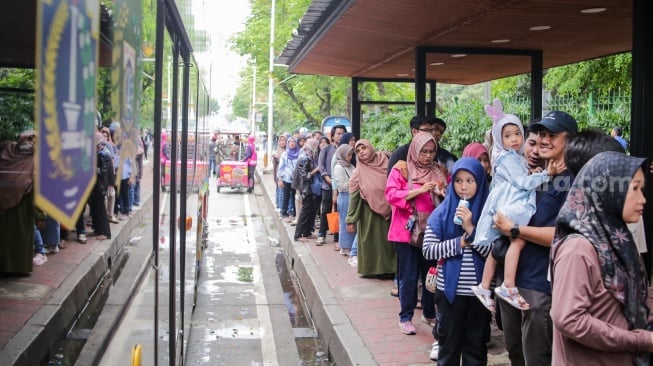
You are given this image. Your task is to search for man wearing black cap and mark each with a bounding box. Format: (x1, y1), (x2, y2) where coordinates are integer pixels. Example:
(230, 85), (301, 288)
(492, 110), (578, 366)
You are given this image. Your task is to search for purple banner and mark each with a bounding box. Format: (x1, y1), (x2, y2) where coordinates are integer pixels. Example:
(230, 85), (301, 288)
(34, 0), (100, 228)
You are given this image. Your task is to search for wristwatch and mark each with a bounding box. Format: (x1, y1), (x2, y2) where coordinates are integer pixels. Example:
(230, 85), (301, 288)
(510, 223), (520, 239)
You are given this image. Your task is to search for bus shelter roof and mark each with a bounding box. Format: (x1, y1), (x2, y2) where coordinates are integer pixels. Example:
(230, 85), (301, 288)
(278, 0), (632, 85)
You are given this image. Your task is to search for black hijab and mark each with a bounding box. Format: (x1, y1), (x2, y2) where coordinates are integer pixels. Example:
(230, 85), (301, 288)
(552, 151), (650, 364)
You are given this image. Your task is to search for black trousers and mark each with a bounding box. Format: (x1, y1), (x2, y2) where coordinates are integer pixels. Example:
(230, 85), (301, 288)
(89, 187), (111, 238)
(294, 193), (321, 239)
(319, 189), (338, 241)
(435, 290), (491, 366)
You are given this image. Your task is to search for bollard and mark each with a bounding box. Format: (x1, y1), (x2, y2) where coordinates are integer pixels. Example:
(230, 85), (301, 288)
(131, 344), (142, 366)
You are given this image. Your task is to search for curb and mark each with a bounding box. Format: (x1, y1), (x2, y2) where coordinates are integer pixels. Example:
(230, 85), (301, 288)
(255, 167), (377, 366)
(1, 192), (153, 366)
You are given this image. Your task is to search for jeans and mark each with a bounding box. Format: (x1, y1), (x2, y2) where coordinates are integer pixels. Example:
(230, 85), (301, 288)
(337, 192), (354, 249)
(132, 179), (141, 206)
(39, 217), (60, 246)
(281, 181), (296, 217)
(350, 234), (358, 256)
(276, 186), (283, 209)
(209, 157), (217, 175)
(395, 242), (437, 322)
(33, 225), (45, 254)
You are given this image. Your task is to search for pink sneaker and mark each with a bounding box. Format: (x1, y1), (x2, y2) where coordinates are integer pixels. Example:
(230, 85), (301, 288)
(399, 320), (416, 335)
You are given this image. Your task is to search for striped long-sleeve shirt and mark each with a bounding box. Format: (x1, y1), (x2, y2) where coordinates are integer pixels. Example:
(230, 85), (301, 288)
(422, 225), (491, 297)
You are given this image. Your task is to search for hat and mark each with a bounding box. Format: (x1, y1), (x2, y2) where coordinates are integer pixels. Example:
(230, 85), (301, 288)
(532, 111), (578, 134)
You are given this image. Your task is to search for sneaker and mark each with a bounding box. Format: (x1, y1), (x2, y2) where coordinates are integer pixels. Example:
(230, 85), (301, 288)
(77, 234), (87, 244)
(339, 248), (350, 256)
(33, 253), (47, 266)
(429, 341), (439, 360)
(399, 320), (416, 335)
(290, 219), (297, 226)
(132, 204), (141, 210)
(348, 256), (358, 267)
(44, 245), (59, 254)
(316, 236), (325, 245)
(421, 314), (436, 327)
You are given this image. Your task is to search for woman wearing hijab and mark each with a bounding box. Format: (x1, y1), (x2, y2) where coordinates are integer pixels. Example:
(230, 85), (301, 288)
(385, 131), (447, 335)
(293, 138), (322, 241)
(277, 137), (299, 222)
(242, 135), (257, 193)
(346, 140), (396, 277)
(272, 134), (288, 210)
(550, 151), (653, 365)
(462, 142), (491, 182)
(333, 144), (356, 255)
(422, 157), (491, 364)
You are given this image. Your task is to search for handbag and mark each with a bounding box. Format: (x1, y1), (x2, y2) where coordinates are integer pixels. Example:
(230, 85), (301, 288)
(326, 204), (339, 233)
(310, 173), (323, 196)
(491, 235), (510, 265)
(425, 266), (437, 293)
(407, 177), (428, 248)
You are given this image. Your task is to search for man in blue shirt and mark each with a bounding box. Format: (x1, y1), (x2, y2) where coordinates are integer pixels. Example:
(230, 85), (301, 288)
(493, 111), (578, 366)
(610, 126), (628, 151)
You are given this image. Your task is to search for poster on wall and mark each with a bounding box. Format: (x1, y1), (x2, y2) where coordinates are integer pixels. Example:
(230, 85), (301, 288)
(34, 0), (100, 228)
(111, 0), (142, 188)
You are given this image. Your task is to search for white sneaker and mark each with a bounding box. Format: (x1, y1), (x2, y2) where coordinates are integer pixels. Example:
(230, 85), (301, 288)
(316, 236), (325, 245)
(44, 245), (59, 254)
(33, 253), (47, 266)
(429, 341), (439, 360)
(348, 256), (358, 267)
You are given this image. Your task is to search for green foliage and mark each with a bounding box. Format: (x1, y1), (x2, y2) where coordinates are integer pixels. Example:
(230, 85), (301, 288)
(544, 53), (631, 97)
(438, 98), (491, 157)
(0, 68), (35, 141)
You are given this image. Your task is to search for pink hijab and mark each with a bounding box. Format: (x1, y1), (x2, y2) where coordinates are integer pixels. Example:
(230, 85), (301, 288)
(407, 132), (447, 185)
(462, 142), (488, 160)
(349, 139), (392, 219)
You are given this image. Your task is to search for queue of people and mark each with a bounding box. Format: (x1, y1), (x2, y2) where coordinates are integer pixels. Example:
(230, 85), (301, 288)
(0, 123), (144, 274)
(272, 103), (653, 365)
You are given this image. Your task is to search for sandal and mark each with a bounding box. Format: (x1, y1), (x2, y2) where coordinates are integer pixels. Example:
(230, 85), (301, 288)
(494, 284), (530, 310)
(471, 285), (496, 313)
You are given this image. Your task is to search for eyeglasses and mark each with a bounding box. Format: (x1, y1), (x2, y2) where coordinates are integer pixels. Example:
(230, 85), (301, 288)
(418, 127), (445, 135)
(419, 149), (436, 156)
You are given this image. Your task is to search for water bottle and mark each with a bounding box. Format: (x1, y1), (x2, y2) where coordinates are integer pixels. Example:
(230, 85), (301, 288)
(453, 197), (468, 225)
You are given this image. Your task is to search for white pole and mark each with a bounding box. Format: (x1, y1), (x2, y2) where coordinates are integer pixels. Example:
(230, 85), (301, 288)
(265, 0), (275, 171)
(251, 63), (257, 135)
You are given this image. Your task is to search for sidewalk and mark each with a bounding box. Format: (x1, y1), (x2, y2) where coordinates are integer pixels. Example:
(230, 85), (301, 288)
(255, 161), (511, 366)
(0, 160), (155, 366)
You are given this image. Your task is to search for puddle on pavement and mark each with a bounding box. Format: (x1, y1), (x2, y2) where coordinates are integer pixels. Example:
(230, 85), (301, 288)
(275, 252), (333, 365)
(45, 250), (130, 365)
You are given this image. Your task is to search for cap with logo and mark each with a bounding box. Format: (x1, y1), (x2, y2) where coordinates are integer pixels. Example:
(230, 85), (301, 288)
(531, 111), (578, 134)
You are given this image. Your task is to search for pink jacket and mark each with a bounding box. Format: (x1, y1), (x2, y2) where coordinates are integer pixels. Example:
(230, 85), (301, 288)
(385, 167), (437, 243)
